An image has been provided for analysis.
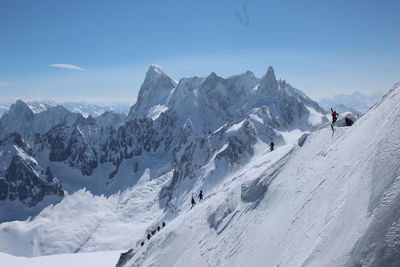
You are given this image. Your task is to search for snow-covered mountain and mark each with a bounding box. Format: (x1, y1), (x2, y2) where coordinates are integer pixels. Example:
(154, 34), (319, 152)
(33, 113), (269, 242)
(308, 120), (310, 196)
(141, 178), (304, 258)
(0, 65), (326, 224)
(0, 100), (83, 138)
(319, 92), (383, 114)
(0, 75), (399, 267)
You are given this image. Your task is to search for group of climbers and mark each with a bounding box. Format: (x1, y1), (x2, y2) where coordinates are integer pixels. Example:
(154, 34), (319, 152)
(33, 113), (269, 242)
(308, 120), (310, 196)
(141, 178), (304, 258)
(126, 106), (356, 261)
(142, 221), (166, 246)
(268, 107), (355, 151)
(191, 190), (204, 208)
(141, 190), (205, 247)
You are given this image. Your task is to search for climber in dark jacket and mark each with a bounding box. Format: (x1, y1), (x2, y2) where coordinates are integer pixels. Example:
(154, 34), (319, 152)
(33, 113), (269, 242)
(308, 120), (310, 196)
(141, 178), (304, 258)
(147, 233), (151, 240)
(331, 108), (338, 124)
(270, 142), (275, 152)
(198, 190), (204, 202)
(191, 194), (196, 208)
(162, 221), (166, 228)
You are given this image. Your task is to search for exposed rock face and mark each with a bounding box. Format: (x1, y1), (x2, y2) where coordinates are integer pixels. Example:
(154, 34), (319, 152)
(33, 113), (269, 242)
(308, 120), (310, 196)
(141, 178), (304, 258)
(0, 133), (64, 207)
(258, 66), (279, 95)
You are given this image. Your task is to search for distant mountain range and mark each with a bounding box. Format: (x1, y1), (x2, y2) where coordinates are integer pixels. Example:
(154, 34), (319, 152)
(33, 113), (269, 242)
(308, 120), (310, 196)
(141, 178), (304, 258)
(319, 92), (383, 115)
(0, 101), (131, 118)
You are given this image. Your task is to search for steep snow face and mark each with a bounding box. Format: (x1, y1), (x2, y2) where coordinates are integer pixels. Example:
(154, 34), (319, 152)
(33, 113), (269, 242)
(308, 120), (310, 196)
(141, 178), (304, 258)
(118, 82), (400, 267)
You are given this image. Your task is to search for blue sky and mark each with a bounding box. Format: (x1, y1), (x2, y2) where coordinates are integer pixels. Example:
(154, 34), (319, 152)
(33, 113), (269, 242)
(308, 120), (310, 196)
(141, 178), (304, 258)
(1, 0), (400, 103)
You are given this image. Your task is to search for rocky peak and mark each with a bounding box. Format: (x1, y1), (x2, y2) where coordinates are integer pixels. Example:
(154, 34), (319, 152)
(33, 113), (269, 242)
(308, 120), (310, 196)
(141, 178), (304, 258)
(259, 66), (278, 92)
(6, 100), (34, 120)
(128, 65), (177, 119)
(245, 70), (255, 76)
(146, 64), (166, 78)
(200, 72), (225, 94)
(141, 65), (176, 90)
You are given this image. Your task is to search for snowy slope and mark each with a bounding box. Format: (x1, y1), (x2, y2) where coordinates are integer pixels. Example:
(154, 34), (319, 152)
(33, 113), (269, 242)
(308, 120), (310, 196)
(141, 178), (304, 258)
(118, 82), (400, 266)
(0, 170), (172, 257)
(0, 251), (121, 267)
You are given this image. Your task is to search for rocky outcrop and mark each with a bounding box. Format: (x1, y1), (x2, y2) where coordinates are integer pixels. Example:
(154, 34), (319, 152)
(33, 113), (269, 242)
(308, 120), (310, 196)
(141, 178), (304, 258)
(0, 133), (64, 207)
(128, 65), (177, 119)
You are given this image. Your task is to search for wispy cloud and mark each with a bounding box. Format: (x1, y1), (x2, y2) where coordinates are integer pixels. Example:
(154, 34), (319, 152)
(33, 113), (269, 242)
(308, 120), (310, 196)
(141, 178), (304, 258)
(49, 64), (87, 71)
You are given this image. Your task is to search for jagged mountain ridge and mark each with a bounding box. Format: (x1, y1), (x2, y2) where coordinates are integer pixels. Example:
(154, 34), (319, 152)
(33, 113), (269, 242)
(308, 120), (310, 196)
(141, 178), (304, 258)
(0, 65), (327, 222)
(128, 65), (326, 131)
